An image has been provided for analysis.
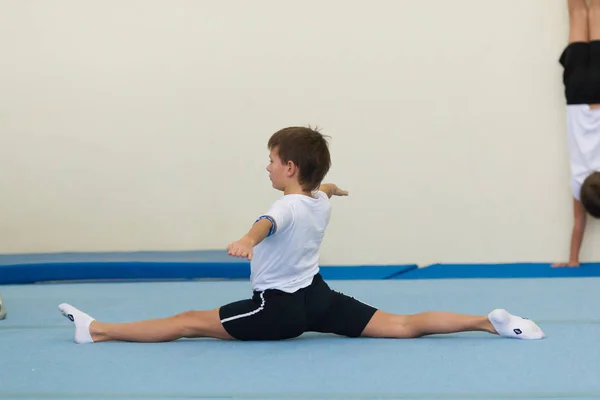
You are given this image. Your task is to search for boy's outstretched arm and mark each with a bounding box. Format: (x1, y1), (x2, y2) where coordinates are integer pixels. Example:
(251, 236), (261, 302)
(553, 198), (587, 267)
(227, 218), (273, 261)
(319, 183), (349, 198)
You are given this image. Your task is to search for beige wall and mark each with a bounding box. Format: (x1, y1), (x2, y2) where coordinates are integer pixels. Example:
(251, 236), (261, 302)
(1, 0), (591, 266)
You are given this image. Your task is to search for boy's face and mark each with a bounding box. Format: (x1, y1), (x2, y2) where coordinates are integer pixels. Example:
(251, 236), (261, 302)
(267, 147), (290, 191)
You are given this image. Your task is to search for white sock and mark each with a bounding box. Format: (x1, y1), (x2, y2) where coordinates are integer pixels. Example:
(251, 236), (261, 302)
(488, 309), (545, 340)
(0, 293), (6, 320)
(58, 303), (95, 344)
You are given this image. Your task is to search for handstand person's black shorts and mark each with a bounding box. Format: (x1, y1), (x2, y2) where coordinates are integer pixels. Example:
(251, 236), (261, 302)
(219, 273), (378, 341)
(560, 40), (600, 105)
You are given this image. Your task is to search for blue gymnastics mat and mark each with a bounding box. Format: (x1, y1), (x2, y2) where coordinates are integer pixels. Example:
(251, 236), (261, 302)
(392, 262), (600, 279)
(0, 250), (416, 284)
(2, 251), (600, 285)
(1, 277), (599, 399)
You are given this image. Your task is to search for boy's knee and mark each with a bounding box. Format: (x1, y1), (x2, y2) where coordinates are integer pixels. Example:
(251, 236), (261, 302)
(175, 310), (211, 336)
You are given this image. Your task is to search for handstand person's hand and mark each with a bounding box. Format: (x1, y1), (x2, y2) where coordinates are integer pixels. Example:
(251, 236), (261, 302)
(551, 261), (580, 268)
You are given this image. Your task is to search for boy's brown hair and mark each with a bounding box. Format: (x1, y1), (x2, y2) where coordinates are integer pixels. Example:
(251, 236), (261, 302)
(268, 126), (331, 192)
(580, 171), (600, 218)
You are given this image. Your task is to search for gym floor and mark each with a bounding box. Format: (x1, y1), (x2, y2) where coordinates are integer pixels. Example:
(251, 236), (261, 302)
(1, 276), (598, 400)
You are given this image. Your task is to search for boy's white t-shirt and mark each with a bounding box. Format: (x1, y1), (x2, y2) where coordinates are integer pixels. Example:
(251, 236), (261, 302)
(250, 190), (331, 293)
(566, 105), (600, 200)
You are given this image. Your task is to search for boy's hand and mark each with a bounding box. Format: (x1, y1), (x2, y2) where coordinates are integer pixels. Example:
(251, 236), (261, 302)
(320, 183), (349, 198)
(332, 186), (348, 196)
(227, 237), (254, 260)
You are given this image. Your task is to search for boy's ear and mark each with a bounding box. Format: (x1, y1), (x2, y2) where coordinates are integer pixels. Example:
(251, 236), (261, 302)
(286, 160), (297, 176)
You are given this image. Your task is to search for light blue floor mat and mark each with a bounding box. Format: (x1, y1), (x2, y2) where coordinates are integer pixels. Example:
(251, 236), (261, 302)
(1, 278), (598, 400)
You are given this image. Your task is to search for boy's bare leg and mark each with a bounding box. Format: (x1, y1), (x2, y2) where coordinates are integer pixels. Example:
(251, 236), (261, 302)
(590, 0), (600, 40)
(361, 309), (544, 340)
(59, 303), (233, 344)
(569, 0), (589, 44)
(590, 0), (600, 108)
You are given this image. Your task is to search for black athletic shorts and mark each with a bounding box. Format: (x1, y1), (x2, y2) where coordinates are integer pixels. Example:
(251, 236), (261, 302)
(218, 273), (378, 341)
(559, 40), (600, 105)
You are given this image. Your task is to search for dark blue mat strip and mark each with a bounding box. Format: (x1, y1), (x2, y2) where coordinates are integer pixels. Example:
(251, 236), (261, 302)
(0, 251), (417, 284)
(391, 263), (600, 279)
(2, 251), (600, 284)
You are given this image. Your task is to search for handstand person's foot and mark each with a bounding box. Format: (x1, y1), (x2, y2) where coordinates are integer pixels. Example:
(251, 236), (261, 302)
(488, 309), (545, 339)
(59, 303), (95, 344)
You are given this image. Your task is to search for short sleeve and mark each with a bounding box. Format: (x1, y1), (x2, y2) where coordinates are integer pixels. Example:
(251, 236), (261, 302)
(262, 199), (294, 234)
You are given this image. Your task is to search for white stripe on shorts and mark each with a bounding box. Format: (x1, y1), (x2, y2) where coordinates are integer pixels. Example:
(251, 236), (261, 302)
(220, 291), (266, 323)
